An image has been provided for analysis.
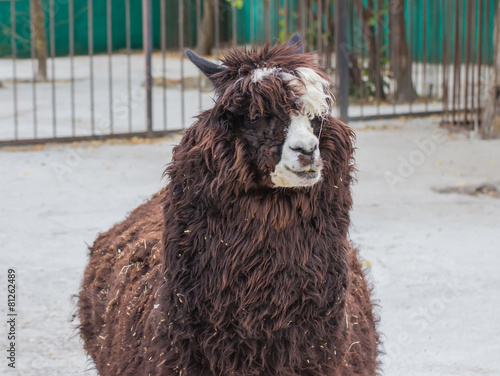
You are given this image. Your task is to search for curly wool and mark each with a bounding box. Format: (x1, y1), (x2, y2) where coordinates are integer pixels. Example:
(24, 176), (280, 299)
(78, 40), (380, 376)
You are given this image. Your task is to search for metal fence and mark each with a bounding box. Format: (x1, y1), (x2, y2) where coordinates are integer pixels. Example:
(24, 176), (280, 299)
(343, 0), (497, 130)
(0, 0), (497, 146)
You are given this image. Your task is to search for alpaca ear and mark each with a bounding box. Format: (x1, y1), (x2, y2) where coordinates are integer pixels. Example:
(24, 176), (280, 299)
(185, 49), (227, 82)
(287, 32), (304, 54)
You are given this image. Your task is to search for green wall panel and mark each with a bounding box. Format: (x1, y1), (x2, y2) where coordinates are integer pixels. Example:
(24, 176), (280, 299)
(0, 0), (497, 64)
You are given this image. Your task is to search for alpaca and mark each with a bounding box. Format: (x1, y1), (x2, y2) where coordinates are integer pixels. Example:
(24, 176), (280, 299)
(78, 33), (380, 376)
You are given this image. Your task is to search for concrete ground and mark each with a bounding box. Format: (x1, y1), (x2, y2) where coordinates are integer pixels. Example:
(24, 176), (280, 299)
(1, 117), (499, 375)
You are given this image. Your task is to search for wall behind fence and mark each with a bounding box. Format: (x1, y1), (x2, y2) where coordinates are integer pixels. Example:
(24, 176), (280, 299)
(0, 0), (205, 58)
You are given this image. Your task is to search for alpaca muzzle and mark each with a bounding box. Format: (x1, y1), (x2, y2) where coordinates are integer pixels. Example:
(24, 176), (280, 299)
(271, 115), (322, 187)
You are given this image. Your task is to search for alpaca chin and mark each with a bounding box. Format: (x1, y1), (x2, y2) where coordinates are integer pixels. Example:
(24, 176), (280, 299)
(271, 114), (322, 188)
(270, 165), (321, 187)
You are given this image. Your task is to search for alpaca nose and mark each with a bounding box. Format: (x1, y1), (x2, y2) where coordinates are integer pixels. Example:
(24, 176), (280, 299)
(290, 143), (317, 156)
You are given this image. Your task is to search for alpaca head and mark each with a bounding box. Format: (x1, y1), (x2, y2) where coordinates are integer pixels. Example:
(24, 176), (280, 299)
(186, 33), (335, 189)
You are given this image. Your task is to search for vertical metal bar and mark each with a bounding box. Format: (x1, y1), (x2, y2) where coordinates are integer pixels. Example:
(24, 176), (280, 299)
(346, 1), (352, 87)
(459, 0), (465, 121)
(384, 0), (389, 63)
(336, 0), (349, 123)
(325, 0), (330, 70)
(470, 0), (477, 130)
(232, 3), (237, 46)
(443, 0), (451, 123)
(358, 0), (364, 118)
(251, 0), (255, 44)
(493, 0), (498, 130)
(126, 0), (132, 132)
(265, 0), (271, 43)
(423, 0), (428, 112)
(413, 0), (419, 106)
(429, 0), (443, 99)
(294, 0), (298, 42)
(477, 0), (484, 128)
(215, 0), (220, 55)
(276, 0), (280, 42)
(452, 0), (459, 124)
(331, 0), (335, 71)
(186, 0), (192, 49)
(69, 0), (76, 136)
(484, 0), (492, 123)
(284, 0), (288, 38)
(317, 0), (322, 63)
(10, 0), (18, 139)
(179, 0), (185, 128)
(464, 0), (472, 125)
(308, 0), (314, 51)
(485, 0), (491, 76)
(49, 0), (56, 137)
(161, 0), (167, 129)
(143, 0), (153, 134)
(196, 0), (202, 111)
(107, 0), (113, 133)
(408, 0), (413, 114)
(298, 0), (302, 39)
(391, 0), (396, 115)
(349, 0), (354, 57)
(295, 0), (305, 38)
(301, 0), (307, 39)
(375, 0), (381, 116)
(88, 0), (95, 134)
(30, 0), (38, 138)
(457, 0), (463, 120)
(441, 0), (447, 122)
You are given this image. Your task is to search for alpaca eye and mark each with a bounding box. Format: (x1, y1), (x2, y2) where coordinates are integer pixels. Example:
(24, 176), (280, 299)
(245, 114), (261, 124)
(311, 116), (323, 133)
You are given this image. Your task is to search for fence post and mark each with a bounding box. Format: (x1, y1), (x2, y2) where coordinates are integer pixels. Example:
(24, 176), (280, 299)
(142, 0), (153, 135)
(336, 0), (349, 123)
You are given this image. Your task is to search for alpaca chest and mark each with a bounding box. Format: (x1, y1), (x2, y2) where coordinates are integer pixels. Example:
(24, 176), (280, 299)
(160, 241), (349, 376)
(164, 219), (349, 339)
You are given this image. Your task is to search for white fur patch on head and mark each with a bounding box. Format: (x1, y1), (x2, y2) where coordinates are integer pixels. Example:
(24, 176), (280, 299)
(251, 67), (331, 119)
(271, 114), (322, 188)
(251, 67), (279, 83)
(295, 67), (332, 118)
(281, 67), (332, 119)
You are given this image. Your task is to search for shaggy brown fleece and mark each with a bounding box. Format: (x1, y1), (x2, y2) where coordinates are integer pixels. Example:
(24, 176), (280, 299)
(79, 38), (380, 376)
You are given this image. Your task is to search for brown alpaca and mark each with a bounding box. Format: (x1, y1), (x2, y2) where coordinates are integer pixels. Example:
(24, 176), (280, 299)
(78, 34), (380, 375)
